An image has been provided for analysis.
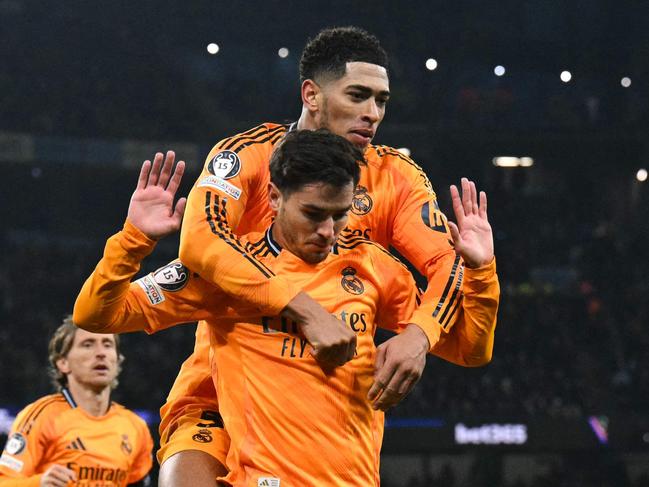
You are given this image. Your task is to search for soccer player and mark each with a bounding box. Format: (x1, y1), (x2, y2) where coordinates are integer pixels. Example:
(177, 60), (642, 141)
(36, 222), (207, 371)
(156, 26), (500, 486)
(0, 319), (153, 487)
(73, 129), (499, 486)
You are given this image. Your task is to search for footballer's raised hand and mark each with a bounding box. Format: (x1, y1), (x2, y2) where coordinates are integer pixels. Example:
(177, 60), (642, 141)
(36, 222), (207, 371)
(128, 151), (187, 240)
(448, 178), (494, 268)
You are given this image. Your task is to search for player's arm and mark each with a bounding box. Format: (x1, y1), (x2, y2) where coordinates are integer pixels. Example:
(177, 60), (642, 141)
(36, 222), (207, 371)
(390, 162), (499, 357)
(179, 127), (355, 366)
(73, 153), (216, 333)
(428, 178), (499, 366)
(366, 249), (423, 411)
(125, 415), (154, 487)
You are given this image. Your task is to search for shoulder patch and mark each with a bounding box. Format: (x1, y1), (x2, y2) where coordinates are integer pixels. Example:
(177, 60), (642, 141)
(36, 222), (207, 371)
(153, 262), (189, 292)
(136, 275), (165, 305)
(198, 175), (242, 200)
(207, 150), (241, 179)
(4, 433), (26, 456)
(0, 452), (24, 472)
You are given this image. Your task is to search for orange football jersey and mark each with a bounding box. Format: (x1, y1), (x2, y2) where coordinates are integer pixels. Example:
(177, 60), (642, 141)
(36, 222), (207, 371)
(0, 389), (152, 487)
(74, 220), (499, 486)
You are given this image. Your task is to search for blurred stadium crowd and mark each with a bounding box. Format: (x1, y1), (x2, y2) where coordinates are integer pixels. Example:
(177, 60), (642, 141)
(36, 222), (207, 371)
(2, 1), (649, 485)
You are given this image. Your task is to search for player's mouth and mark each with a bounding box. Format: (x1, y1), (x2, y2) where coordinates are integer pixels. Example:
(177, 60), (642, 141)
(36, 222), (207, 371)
(349, 129), (374, 147)
(93, 364), (110, 372)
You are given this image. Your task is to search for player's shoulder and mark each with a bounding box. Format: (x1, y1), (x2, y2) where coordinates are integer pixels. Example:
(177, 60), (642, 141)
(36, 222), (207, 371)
(13, 393), (69, 432)
(213, 122), (288, 155)
(366, 144), (436, 194)
(334, 229), (407, 271)
(109, 403), (150, 432)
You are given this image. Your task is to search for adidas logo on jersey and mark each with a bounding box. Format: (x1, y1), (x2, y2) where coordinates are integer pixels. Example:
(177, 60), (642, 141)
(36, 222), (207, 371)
(65, 437), (87, 450)
(258, 477), (280, 487)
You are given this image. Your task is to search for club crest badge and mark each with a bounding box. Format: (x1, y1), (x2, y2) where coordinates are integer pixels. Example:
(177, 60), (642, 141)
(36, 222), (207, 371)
(121, 434), (132, 455)
(341, 267), (364, 295)
(192, 429), (213, 443)
(208, 150), (241, 180)
(5, 433), (26, 456)
(153, 262), (189, 292)
(351, 186), (373, 216)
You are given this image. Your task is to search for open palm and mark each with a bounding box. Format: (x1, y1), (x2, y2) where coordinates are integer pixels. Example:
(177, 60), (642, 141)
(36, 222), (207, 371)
(128, 151), (187, 240)
(448, 178), (494, 268)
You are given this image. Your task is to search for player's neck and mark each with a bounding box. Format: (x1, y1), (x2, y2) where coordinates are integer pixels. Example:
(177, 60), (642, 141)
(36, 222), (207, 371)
(66, 379), (111, 417)
(296, 108), (317, 131)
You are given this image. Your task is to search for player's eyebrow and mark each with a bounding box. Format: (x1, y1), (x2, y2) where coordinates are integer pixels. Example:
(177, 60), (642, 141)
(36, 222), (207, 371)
(302, 203), (353, 212)
(347, 85), (390, 98)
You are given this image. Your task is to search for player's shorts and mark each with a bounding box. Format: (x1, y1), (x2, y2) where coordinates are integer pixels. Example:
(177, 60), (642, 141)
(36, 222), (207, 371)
(157, 407), (230, 466)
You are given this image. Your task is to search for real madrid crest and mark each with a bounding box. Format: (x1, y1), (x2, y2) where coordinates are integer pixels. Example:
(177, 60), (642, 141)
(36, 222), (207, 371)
(351, 186), (373, 216)
(121, 434), (132, 455)
(341, 266), (364, 295)
(192, 429), (213, 443)
(208, 150), (241, 180)
(153, 262), (189, 292)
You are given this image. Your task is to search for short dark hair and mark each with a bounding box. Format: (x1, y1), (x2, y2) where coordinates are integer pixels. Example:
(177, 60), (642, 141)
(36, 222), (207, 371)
(299, 26), (389, 83)
(48, 316), (124, 391)
(270, 129), (365, 196)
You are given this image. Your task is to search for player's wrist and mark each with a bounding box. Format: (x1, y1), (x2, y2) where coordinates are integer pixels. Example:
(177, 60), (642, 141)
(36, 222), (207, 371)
(403, 323), (431, 353)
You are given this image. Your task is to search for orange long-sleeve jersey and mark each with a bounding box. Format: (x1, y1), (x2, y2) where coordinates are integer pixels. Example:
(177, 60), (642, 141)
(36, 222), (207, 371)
(161, 123), (499, 464)
(0, 389), (152, 487)
(74, 222), (500, 485)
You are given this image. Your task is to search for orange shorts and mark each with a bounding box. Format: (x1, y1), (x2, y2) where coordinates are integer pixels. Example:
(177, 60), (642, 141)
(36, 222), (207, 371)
(157, 406), (230, 466)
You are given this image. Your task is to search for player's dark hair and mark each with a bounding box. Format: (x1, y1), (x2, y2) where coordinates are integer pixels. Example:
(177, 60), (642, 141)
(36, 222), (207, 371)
(270, 129), (365, 196)
(299, 26), (388, 83)
(48, 316), (125, 391)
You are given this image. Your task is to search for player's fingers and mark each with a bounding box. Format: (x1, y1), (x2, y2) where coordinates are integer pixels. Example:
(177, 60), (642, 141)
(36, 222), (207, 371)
(450, 184), (465, 226)
(149, 152), (164, 186)
(173, 197), (187, 224)
(469, 180), (478, 215)
(368, 345), (387, 401)
(448, 221), (461, 247)
(371, 365), (397, 407)
(167, 160), (185, 195)
(137, 160), (151, 190)
(461, 177), (472, 214)
(158, 150), (176, 188)
(479, 191), (488, 218)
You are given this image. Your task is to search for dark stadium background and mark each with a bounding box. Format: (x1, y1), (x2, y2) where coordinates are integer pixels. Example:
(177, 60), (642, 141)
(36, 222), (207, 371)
(2, 1), (649, 485)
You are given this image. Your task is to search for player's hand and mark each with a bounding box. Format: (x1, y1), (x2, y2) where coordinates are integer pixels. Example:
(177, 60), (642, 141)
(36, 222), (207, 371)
(40, 464), (77, 486)
(127, 151), (187, 240)
(448, 177), (494, 268)
(368, 324), (428, 410)
(283, 291), (357, 367)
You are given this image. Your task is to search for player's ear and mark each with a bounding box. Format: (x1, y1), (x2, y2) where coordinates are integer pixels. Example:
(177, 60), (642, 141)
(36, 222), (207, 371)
(301, 79), (321, 113)
(268, 182), (282, 213)
(56, 358), (71, 375)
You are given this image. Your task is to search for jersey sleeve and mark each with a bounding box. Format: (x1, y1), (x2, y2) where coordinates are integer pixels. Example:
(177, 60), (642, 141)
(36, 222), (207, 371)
(73, 220), (221, 334)
(0, 401), (52, 485)
(126, 415), (154, 484)
(370, 247), (419, 330)
(388, 157), (461, 349)
(427, 259), (499, 366)
(178, 125), (301, 315)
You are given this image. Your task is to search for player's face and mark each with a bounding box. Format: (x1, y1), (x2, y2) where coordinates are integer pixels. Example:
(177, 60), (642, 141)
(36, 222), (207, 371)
(272, 182), (354, 264)
(57, 329), (119, 392)
(317, 62), (390, 148)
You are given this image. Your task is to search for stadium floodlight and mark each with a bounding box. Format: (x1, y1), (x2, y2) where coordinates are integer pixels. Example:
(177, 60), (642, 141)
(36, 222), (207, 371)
(560, 71), (572, 83)
(207, 43), (220, 55)
(493, 156), (534, 168)
(621, 77), (632, 88)
(494, 65), (506, 77)
(278, 47), (289, 58)
(637, 168), (648, 182)
(425, 58), (438, 71)
(397, 148), (411, 157)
